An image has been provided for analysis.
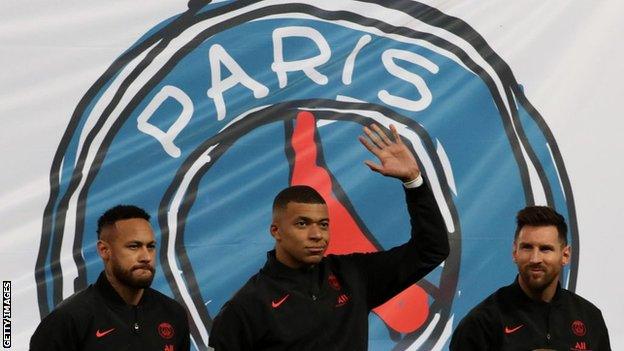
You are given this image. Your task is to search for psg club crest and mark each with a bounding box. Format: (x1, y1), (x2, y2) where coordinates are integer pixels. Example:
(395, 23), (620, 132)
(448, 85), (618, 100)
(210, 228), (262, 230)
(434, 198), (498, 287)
(159, 322), (175, 340)
(36, 1), (578, 349)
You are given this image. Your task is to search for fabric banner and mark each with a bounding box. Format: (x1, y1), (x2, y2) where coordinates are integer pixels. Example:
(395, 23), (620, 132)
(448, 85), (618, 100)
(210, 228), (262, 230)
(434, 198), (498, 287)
(1, 1), (622, 350)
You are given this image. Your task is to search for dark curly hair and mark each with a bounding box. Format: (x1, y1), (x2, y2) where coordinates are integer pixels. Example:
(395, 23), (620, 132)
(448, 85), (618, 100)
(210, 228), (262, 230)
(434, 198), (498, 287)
(97, 205), (150, 239)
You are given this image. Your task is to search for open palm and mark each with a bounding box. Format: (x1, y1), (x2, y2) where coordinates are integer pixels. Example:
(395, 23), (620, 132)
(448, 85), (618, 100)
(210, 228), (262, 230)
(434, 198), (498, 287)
(358, 124), (420, 182)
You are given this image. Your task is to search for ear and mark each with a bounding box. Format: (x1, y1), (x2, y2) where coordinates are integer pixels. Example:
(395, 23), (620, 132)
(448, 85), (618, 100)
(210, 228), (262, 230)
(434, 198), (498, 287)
(561, 245), (571, 266)
(97, 240), (110, 261)
(270, 223), (281, 241)
(511, 242), (518, 263)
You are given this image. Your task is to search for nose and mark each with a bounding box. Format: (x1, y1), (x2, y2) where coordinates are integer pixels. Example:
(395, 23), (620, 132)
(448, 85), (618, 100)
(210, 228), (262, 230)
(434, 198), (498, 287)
(138, 246), (151, 263)
(308, 224), (323, 240)
(529, 248), (542, 264)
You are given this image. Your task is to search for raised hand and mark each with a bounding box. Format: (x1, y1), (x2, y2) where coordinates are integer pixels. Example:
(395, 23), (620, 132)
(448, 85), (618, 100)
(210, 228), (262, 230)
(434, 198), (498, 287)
(358, 124), (420, 183)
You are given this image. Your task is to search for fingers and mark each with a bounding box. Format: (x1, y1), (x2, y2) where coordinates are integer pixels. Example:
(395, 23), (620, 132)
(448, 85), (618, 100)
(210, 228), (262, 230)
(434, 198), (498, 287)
(362, 126), (384, 150)
(389, 124), (403, 145)
(363, 123), (394, 149)
(363, 160), (383, 174)
(371, 124), (393, 146)
(359, 135), (385, 174)
(358, 135), (382, 158)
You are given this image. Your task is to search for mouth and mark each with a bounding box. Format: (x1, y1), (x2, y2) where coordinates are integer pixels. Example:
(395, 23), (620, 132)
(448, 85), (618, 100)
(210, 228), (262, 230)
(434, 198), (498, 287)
(306, 247), (326, 255)
(528, 266), (545, 275)
(133, 266), (154, 273)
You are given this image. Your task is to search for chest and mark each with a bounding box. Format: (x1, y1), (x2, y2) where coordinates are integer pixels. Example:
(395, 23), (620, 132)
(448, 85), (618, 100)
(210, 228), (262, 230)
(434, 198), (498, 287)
(499, 305), (601, 351)
(80, 304), (184, 351)
(257, 272), (368, 349)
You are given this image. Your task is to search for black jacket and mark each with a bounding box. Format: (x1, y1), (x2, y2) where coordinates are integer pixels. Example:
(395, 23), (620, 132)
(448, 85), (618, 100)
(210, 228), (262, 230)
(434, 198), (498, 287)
(30, 272), (190, 351)
(209, 184), (449, 350)
(450, 277), (611, 351)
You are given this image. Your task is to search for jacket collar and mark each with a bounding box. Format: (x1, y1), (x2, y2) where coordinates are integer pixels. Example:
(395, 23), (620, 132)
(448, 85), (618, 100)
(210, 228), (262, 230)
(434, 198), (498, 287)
(511, 275), (563, 305)
(262, 250), (324, 290)
(94, 271), (151, 307)
(263, 250), (320, 276)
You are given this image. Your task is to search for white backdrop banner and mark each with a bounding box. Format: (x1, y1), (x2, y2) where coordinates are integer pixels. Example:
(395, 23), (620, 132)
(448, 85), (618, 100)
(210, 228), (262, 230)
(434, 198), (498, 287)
(1, 1), (622, 350)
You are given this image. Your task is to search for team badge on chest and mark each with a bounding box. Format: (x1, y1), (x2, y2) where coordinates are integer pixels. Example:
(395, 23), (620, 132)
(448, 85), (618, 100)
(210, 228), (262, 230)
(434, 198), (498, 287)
(328, 273), (341, 291)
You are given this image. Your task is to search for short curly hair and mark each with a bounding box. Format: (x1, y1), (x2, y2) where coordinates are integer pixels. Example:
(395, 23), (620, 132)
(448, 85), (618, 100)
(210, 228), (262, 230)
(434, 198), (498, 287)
(272, 185), (326, 211)
(97, 205), (150, 239)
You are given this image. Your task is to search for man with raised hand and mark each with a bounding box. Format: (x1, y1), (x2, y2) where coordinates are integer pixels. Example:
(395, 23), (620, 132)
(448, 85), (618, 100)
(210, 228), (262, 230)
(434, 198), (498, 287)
(450, 206), (611, 351)
(209, 124), (449, 350)
(30, 205), (190, 351)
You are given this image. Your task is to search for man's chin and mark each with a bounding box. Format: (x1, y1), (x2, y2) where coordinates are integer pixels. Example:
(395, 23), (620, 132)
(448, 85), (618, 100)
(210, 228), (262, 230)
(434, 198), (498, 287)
(118, 271), (154, 289)
(133, 270), (155, 284)
(130, 276), (154, 289)
(523, 275), (555, 293)
(526, 281), (547, 292)
(305, 255), (324, 265)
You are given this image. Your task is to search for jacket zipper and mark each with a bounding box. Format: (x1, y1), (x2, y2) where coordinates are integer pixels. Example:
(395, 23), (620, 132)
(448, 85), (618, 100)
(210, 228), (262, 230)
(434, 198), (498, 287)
(133, 306), (140, 334)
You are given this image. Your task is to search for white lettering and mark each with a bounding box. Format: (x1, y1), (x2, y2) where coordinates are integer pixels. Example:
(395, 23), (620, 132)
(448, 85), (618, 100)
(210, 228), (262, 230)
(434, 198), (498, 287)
(271, 26), (330, 88)
(342, 35), (371, 85)
(207, 44), (269, 121)
(137, 85), (193, 158)
(378, 49), (439, 111)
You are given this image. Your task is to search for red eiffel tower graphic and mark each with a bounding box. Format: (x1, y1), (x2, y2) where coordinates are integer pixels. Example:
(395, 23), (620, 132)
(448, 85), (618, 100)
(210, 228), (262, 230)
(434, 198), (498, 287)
(288, 111), (428, 333)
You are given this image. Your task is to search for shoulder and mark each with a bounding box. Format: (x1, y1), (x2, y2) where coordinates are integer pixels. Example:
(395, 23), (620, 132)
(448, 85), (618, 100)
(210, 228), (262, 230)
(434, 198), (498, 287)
(229, 273), (269, 309)
(463, 293), (499, 321)
(49, 285), (97, 320)
(557, 289), (610, 337)
(214, 272), (265, 316)
(560, 289), (599, 306)
(146, 288), (188, 317)
(209, 277), (264, 348)
(559, 288), (605, 316)
(30, 286), (97, 342)
(325, 249), (376, 267)
(450, 288), (507, 350)
(324, 253), (352, 267)
(457, 286), (510, 329)
(211, 277), (262, 334)
(148, 288), (183, 305)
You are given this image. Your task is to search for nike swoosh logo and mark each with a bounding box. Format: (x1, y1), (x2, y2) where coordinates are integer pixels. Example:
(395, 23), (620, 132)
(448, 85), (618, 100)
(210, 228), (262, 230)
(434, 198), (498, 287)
(504, 324), (524, 334)
(271, 294), (290, 308)
(96, 328), (115, 338)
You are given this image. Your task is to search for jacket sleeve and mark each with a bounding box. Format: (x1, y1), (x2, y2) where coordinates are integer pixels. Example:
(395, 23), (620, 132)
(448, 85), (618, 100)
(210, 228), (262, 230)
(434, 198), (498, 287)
(449, 310), (495, 351)
(208, 301), (255, 351)
(595, 310), (612, 351)
(29, 309), (81, 351)
(344, 181), (450, 309)
(177, 304), (191, 351)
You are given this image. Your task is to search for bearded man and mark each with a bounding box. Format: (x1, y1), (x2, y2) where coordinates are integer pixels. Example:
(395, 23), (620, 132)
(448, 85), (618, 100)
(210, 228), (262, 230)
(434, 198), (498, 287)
(450, 206), (611, 351)
(30, 205), (190, 351)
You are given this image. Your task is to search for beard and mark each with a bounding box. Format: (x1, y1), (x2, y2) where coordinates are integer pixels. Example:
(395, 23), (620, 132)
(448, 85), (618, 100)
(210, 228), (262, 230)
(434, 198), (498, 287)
(518, 263), (559, 293)
(111, 260), (155, 289)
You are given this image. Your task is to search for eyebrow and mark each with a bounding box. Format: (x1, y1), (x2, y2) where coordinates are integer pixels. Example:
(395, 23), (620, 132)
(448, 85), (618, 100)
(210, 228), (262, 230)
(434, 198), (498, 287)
(295, 216), (329, 222)
(126, 240), (156, 245)
(519, 242), (555, 249)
